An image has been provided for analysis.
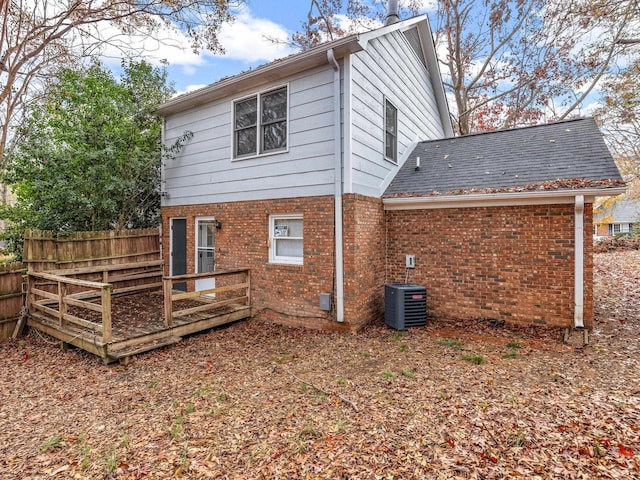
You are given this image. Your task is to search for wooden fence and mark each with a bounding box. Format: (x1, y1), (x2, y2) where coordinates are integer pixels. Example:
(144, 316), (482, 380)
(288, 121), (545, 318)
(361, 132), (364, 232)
(0, 263), (26, 339)
(23, 228), (160, 272)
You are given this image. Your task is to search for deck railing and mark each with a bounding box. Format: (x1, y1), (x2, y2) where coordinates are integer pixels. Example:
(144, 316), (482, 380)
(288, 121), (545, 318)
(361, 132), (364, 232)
(163, 268), (251, 326)
(28, 271), (113, 342)
(27, 261), (164, 343)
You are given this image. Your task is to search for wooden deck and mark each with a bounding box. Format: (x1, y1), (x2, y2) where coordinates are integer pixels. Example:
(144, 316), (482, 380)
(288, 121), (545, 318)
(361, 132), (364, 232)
(26, 265), (251, 364)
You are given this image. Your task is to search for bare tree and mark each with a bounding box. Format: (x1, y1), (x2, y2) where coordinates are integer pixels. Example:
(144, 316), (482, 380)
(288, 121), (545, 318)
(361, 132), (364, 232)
(294, 0), (639, 135)
(0, 0), (241, 166)
(434, 0), (638, 134)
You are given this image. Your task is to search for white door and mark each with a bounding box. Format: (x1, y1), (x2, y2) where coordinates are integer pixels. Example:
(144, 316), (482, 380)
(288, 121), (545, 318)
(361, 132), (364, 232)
(195, 218), (216, 295)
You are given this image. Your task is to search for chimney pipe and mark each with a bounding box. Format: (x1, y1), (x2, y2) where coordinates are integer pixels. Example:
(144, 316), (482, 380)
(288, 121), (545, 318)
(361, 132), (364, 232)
(385, 0), (400, 25)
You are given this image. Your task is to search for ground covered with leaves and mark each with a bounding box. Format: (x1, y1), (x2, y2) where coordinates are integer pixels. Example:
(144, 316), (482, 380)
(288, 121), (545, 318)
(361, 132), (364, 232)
(1, 252), (639, 479)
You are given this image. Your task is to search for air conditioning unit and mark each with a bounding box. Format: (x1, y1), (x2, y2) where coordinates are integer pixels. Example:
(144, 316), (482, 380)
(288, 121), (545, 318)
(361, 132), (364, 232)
(384, 283), (427, 330)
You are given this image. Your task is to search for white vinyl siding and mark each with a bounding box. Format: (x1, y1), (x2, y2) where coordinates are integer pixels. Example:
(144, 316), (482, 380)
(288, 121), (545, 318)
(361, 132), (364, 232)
(162, 66), (336, 206)
(350, 30), (445, 196)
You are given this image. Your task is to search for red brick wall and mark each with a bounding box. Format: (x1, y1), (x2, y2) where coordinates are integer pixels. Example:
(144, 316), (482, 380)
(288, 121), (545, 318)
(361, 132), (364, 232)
(162, 196), (358, 331)
(342, 194), (386, 327)
(385, 203), (594, 329)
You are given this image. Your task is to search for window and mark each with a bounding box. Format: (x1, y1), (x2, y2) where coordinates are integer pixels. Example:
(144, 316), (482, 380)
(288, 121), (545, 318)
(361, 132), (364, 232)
(384, 99), (398, 163)
(234, 86), (287, 158)
(269, 214), (303, 265)
(612, 223), (631, 234)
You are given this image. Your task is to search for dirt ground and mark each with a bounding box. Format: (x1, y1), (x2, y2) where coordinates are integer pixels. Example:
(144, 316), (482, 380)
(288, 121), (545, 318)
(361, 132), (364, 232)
(1, 251), (639, 479)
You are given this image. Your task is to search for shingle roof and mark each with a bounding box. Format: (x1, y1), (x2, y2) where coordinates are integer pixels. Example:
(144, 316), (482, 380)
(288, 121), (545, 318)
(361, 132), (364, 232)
(594, 198), (640, 223)
(384, 118), (623, 197)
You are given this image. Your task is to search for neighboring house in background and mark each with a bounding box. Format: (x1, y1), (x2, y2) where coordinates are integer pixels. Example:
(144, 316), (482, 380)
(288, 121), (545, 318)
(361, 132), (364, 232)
(157, 13), (624, 333)
(594, 198), (639, 238)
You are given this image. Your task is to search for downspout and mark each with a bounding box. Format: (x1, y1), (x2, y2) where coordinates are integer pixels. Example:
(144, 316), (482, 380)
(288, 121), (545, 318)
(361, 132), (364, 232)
(328, 48), (345, 323)
(574, 195), (584, 328)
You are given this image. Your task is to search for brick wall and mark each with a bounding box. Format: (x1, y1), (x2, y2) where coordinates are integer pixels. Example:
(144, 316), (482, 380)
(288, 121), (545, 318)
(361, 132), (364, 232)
(385, 203), (594, 329)
(162, 196), (358, 331)
(342, 194), (386, 328)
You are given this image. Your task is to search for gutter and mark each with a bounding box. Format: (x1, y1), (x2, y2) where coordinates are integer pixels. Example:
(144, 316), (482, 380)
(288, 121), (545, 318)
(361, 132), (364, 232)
(328, 48), (345, 323)
(382, 187), (627, 210)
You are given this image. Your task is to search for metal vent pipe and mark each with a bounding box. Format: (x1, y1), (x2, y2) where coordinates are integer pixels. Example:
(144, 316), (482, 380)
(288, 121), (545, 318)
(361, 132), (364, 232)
(385, 0), (400, 25)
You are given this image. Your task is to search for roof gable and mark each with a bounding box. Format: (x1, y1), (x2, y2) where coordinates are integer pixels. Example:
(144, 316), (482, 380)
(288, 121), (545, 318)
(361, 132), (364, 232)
(384, 118), (624, 198)
(595, 198), (640, 223)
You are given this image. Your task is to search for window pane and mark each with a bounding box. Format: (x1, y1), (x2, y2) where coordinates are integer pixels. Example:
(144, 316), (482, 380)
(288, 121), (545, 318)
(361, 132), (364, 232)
(197, 250), (215, 272)
(276, 238), (303, 257)
(385, 131), (396, 160)
(198, 221), (215, 248)
(275, 218), (302, 237)
(385, 101), (397, 135)
(262, 88), (287, 123)
(236, 128), (257, 156)
(263, 121), (287, 151)
(235, 98), (257, 129)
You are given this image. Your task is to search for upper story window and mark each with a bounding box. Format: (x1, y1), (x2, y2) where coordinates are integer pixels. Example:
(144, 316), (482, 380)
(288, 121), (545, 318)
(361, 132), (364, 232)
(384, 99), (398, 163)
(234, 86), (288, 159)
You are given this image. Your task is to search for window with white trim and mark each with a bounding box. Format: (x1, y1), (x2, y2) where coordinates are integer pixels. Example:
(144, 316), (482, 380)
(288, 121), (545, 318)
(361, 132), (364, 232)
(234, 86), (287, 158)
(384, 98), (398, 163)
(611, 223), (632, 234)
(269, 214), (303, 265)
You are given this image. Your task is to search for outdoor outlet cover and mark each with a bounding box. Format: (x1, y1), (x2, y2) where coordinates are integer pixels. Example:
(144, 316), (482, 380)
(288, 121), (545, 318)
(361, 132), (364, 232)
(406, 255), (415, 268)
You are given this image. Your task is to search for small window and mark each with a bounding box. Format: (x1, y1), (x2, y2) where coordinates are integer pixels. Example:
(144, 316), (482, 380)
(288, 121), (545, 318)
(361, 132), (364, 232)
(269, 214), (303, 265)
(384, 99), (398, 163)
(234, 86), (288, 158)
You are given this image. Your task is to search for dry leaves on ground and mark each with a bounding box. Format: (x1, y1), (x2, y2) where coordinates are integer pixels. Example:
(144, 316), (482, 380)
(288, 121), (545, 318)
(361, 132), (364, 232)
(1, 251), (639, 479)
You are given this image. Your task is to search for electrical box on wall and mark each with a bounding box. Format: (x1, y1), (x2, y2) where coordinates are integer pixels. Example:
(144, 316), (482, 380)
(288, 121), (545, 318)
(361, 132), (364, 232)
(406, 255), (416, 268)
(319, 293), (332, 311)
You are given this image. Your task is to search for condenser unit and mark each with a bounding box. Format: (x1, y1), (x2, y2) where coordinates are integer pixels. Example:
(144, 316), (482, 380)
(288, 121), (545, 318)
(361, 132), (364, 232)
(384, 283), (427, 330)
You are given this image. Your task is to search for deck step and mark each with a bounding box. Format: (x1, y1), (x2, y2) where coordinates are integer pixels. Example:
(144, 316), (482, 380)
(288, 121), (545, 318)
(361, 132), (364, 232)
(107, 335), (182, 361)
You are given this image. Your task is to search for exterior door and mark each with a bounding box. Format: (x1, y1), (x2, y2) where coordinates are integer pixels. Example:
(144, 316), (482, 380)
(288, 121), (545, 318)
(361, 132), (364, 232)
(195, 218), (216, 294)
(170, 218), (187, 291)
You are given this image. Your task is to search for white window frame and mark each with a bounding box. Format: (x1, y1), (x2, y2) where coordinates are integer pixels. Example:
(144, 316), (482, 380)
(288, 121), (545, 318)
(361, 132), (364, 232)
(232, 84), (289, 160)
(384, 97), (398, 164)
(269, 214), (303, 265)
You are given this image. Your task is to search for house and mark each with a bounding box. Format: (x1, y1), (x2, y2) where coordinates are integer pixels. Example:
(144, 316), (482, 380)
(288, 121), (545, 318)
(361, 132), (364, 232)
(157, 10), (624, 332)
(594, 198), (638, 238)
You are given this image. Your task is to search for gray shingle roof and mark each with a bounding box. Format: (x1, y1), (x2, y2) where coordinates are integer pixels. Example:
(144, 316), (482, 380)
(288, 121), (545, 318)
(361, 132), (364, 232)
(384, 118), (623, 197)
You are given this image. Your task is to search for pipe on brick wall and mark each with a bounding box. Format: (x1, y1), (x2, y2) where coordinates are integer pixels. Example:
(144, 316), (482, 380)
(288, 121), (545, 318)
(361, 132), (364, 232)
(328, 48), (345, 323)
(574, 195), (584, 328)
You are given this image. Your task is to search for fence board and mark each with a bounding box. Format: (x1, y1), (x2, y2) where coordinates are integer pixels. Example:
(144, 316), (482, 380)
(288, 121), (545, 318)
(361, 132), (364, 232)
(23, 228), (160, 272)
(0, 263), (26, 339)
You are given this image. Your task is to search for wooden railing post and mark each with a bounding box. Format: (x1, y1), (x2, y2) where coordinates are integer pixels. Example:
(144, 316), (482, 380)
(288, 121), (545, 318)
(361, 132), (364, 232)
(246, 269), (251, 306)
(101, 285), (112, 343)
(59, 281), (67, 327)
(163, 278), (173, 327)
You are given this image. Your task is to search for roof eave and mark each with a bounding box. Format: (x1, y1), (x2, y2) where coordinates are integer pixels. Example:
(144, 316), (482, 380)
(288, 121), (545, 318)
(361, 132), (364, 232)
(156, 36), (363, 116)
(382, 186), (627, 210)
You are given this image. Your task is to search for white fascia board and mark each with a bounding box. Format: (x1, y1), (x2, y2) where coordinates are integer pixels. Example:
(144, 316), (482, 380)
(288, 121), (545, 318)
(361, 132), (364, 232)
(382, 187), (627, 210)
(157, 37), (363, 116)
(357, 15), (427, 49)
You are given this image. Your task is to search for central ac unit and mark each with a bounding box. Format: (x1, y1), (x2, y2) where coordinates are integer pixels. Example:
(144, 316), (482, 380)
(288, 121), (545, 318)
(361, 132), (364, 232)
(384, 283), (427, 330)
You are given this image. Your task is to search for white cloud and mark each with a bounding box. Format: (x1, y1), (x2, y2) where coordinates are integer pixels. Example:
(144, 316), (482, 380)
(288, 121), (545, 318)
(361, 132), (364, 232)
(92, 5), (294, 71)
(215, 6), (295, 63)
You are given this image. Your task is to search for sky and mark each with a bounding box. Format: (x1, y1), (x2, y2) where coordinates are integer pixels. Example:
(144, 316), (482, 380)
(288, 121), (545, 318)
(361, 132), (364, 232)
(105, 1), (433, 96)
(138, 1), (331, 95)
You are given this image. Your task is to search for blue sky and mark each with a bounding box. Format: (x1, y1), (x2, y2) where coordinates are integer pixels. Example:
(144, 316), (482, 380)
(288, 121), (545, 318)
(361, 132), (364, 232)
(157, 1), (326, 95)
(119, 1), (432, 96)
